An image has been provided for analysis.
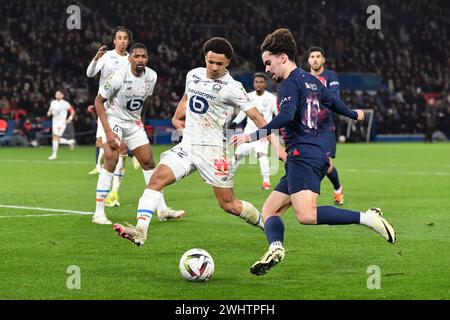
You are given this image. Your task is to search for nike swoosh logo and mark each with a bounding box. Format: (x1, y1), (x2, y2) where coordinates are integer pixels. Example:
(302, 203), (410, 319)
(381, 218), (394, 243)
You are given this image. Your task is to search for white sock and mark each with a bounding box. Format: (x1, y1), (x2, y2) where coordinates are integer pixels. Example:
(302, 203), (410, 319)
(334, 186), (343, 194)
(231, 154), (244, 174)
(158, 194), (169, 212)
(111, 155), (126, 193)
(52, 140), (59, 156)
(136, 188), (162, 233)
(239, 200), (264, 230)
(142, 169), (154, 185)
(359, 211), (372, 227)
(97, 148), (104, 171)
(142, 168), (169, 213)
(59, 138), (69, 145)
(270, 241), (284, 249)
(94, 169), (114, 217)
(259, 155), (270, 183)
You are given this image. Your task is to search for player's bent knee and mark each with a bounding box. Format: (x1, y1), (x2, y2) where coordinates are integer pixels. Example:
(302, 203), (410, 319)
(140, 159), (156, 171)
(295, 210), (317, 225)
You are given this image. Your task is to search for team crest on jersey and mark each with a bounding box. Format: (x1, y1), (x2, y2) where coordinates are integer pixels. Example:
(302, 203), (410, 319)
(212, 83), (222, 92)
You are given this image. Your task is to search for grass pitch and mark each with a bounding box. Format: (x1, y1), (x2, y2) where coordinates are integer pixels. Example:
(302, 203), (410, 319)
(0, 143), (449, 299)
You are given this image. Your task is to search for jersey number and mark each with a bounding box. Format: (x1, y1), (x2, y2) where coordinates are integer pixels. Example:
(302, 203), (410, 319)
(126, 99), (144, 111)
(189, 95), (209, 114)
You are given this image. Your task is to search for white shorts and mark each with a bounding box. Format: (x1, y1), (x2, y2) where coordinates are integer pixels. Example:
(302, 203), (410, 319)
(52, 122), (66, 137)
(96, 118), (104, 140)
(101, 117), (149, 151)
(235, 138), (269, 157)
(159, 143), (233, 188)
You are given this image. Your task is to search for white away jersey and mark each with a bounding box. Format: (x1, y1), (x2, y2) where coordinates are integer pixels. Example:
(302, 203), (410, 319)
(87, 49), (130, 87)
(239, 90), (278, 134)
(49, 99), (72, 123)
(183, 67), (253, 146)
(99, 65), (157, 122)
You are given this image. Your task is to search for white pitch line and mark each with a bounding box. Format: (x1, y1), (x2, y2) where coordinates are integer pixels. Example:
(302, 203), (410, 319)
(342, 168), (450, 176)
(0, 159), (91, 165)
(0, 204), (93, 218)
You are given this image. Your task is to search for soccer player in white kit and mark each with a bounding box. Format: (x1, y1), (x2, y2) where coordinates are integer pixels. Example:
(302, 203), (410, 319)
(47, 90), (75, 160)
(231, 72), (278, 189)
(92, 43), (184, 225)
(114, 38), (286, 246)
(86, 26), (132, 207)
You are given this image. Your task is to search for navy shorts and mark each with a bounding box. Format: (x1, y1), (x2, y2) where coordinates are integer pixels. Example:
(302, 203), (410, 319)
(322, 131), (337, 158)
(274, 145), (329, 195)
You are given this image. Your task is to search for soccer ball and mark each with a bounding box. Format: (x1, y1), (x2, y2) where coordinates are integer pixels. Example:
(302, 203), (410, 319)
(179, 248), (214, 281)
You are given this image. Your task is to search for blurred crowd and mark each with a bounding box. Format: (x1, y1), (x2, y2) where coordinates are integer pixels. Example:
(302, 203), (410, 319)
(0, 0), (449, 145)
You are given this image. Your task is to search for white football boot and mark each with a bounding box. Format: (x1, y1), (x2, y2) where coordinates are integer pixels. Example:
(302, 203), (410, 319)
(364, 207), (396, 244)
(250, 242), (285, 276)
(114, 223), (146, 246)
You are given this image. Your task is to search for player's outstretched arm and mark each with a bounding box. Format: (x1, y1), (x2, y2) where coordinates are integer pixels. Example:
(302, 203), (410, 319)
(172, 94), (187, 130)
(95, 94), (119, 150)
(321, 86), (364, 121)
(86, 45), (107, 77)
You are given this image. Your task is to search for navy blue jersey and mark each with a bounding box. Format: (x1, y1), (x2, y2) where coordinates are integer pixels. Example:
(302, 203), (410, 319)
(250, 68), (356, 152)
(316, 70), (340, 133)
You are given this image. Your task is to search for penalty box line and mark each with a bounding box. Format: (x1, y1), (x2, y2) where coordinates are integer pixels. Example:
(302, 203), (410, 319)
(0, 204), (93, 218)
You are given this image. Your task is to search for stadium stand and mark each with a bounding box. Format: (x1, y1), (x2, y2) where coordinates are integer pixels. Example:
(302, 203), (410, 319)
(0, 0), (449, 144)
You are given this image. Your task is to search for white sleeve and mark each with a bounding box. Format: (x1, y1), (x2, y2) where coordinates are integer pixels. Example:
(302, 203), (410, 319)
(98, 73), (121, 99)
(232, 110), (247, 124)
(147, 70), (157, 96)
(86, 57), (105, 78)
(184, 70), (194, 94)
(227, 83), (253, 112)
(271, 94), (279, 115)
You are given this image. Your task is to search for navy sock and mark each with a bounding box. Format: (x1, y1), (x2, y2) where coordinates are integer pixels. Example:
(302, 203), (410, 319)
(95, 147), (99, 162)
(264, 216), (285, 245)
(317, 206), (360, 225)
(327, 167), (341, 190)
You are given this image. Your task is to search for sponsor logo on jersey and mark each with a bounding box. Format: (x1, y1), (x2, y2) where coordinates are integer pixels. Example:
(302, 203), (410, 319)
(188, 88), (216, 100)
(280, 96), (292, 105)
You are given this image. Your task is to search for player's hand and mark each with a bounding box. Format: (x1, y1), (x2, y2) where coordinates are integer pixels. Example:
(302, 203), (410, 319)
(94, 45), (107, 61)
(106, 130), (120, 150)
(355, 109), (365, 122)
(65, 118), (72, 124)
(278, 148), (287, 162)
(229, 134), (251, 148)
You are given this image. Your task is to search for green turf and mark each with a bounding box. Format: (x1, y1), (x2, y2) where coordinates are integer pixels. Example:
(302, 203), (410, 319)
(0, 143), (449, 300)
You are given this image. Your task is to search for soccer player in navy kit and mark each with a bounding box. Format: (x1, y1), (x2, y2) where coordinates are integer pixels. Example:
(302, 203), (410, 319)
(231, 28), (396, 276)
(308, 47), (344, 205)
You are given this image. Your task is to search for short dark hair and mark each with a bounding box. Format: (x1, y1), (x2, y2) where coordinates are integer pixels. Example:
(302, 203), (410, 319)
(112, 26), (134, 43)
(308, 46), (325, 57)
(253, 72), (268, 80)
(129, 42), (148, 54)
(261, 28), (297, 61)
(202, 37), (234, 60)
